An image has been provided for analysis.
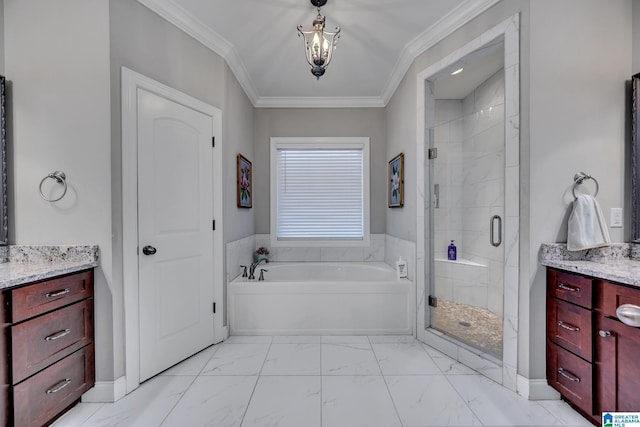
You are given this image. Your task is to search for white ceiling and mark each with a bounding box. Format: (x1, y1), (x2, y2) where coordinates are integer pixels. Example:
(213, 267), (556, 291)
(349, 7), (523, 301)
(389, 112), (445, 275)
(138, 0), (500, 107)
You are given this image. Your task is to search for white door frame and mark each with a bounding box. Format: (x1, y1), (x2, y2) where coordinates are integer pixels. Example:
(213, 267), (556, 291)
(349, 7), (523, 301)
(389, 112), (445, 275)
(121, 67), (225, 394)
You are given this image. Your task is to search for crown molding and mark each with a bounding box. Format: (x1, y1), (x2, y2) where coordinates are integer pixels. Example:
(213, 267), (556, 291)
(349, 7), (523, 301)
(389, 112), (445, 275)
(380, 0), (501, 105)
(139, 0), (498, 108)
(137, 0), (259, 105)
(255, 96), (385, 109)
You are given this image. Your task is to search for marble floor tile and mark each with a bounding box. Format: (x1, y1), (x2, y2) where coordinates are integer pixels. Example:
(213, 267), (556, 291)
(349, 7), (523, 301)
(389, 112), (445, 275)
(385, 375), (482, 426)
(160, 376), (257, 427)
(423, 345), (477, 375)
(322, 376), (401, 427)
(368, 335), (417, 344)
(51, 403), (103, 427)
(80, 375), (195, 427)
(160, 344), (219, 376)
(201, 343), (270, 375)
(321, 335), (370, 344)
(321, 343), (381, 375)
(224, 335), (273, 344)
(261, 343), (321, 375)
(447, 375), (562, 426)
(372, 343), (441, 375)
(272, 335), (321, 344)
(242, 376), (321, 427)
(538, 400), (592, 426)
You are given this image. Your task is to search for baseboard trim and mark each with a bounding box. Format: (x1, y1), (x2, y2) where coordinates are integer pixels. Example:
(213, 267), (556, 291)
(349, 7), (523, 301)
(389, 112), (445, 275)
(82, 376), (127, 403)
(517, 375), (561, 400)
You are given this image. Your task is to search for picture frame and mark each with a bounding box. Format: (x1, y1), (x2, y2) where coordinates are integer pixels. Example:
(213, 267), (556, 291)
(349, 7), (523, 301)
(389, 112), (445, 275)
(388, 153), (404, 208)
(237, 154), (252, 208)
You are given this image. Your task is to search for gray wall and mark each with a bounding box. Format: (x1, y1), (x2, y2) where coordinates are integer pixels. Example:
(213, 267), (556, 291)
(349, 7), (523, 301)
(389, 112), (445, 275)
(5, 0), (113, 379)
(253, 108), (386, 235)
(386, 0), (632, 381)
(634, 0), (640, 73)
(0, 0), (4, 75)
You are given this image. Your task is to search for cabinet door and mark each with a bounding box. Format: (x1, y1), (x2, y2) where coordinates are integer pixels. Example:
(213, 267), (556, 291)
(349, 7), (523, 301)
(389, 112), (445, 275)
(595, 316), (640, 412)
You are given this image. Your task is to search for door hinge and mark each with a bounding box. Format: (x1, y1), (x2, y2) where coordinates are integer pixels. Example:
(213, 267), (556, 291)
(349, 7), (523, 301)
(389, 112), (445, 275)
(428, 148), (438, 159)
(213, 220), (216, 230)
(212, 136), (215, 147)
(428, 295), (438, 307)
(212, 302), (216, 314)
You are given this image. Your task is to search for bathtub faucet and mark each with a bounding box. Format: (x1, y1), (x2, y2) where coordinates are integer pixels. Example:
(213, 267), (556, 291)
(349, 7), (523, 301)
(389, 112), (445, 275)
(248, 258), (268, 280)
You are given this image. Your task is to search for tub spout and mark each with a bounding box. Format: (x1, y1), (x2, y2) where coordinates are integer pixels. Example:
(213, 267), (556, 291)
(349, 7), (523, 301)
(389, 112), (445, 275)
(249, 258), (267, 280)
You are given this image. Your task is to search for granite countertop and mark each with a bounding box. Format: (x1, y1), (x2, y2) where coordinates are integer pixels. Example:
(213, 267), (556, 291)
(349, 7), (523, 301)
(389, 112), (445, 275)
(0, 245), (99, 290)
(540, 243), (640, 288)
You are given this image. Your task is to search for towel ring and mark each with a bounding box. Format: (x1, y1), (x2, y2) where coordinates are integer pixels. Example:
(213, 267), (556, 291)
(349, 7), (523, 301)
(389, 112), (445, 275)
(39, 171), (67, 202)
(572, 171), (599, 199)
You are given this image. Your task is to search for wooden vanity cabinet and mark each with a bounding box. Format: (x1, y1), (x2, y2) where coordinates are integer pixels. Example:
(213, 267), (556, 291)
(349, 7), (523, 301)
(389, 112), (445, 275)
(547, 269), (640, 424)
(546, 268), (595, 419)
(594, 279), (640, 414)
(0, 269), (95, 427)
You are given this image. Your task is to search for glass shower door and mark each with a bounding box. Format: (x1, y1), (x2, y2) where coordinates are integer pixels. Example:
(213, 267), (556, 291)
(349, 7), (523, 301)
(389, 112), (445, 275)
(428, 70), (505, 360)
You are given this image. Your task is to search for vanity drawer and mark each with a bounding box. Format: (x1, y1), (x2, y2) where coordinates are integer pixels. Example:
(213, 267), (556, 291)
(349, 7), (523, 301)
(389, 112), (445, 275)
(596, 279), (640, 319)
(13, 344), (95, 427)
(547, 341), (593, 416)
(547, 269), (593, 309)
(9, 269), (93, 323)
(11, 299), (93, 383)
(547, 296), (592, 361)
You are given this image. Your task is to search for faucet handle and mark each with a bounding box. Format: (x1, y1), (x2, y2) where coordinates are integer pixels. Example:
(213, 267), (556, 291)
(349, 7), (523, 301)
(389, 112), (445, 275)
(258, 269), (269, 281)
(240, 265), (248, 278)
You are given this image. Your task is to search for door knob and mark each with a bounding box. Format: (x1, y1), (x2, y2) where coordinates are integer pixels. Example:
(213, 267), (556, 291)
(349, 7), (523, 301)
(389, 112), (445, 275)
(142, 245), (157, 256)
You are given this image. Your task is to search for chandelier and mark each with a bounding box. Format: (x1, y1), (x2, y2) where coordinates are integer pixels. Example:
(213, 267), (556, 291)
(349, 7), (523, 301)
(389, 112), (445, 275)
(297, 0), (341, 79)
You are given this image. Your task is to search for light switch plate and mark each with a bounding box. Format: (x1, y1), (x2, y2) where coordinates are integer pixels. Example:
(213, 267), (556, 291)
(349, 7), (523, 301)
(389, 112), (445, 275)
(610, 208), (623, 228)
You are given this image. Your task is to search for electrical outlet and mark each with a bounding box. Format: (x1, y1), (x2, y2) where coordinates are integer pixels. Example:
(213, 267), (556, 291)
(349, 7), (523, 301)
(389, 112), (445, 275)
(610, 208), (623, 228)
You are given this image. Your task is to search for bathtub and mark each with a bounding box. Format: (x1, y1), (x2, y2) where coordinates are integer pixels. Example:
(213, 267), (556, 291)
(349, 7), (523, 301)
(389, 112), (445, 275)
(228, 262), (413, 335)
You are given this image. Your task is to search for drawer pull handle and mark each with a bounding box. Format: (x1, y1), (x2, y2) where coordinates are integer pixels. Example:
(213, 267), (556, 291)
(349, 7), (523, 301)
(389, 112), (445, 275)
(45, 329), (71, 341)
(599, 330), (612, 337)
(557, 368), (580, 383)
(557, 321), (580, 332)
(557, 283), (580, 292)
(45, 288), (70, 298)
(616, 304), (640, 327)
(46, 378), (71, 394)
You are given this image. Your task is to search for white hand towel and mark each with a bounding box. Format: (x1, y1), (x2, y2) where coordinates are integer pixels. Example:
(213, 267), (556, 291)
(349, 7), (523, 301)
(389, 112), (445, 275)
(567, 194), (611, 251)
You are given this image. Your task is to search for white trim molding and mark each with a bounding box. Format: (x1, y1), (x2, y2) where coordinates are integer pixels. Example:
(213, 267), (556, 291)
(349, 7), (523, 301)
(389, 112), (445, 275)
(517, 375), (561, 401)
(138, 0), (499, 108)
(81, 377), (127, 403)
(121, 67), (225, 394)
(381, 0), (501, 105)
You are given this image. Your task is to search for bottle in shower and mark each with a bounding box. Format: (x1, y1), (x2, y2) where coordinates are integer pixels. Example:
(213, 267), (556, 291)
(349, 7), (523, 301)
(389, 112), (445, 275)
(447, 240), (457, 261)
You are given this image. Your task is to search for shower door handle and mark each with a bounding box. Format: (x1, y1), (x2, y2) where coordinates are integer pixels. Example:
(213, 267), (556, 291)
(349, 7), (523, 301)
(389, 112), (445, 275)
(490, 215), (502, 247)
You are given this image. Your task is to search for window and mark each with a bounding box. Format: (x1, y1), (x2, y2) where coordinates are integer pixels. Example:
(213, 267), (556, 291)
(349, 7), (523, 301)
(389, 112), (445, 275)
(270, 137), (370, 246)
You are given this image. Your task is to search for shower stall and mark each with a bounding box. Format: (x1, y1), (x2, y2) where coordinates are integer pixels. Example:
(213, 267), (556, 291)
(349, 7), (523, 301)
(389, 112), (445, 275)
(428, 49), (505, 358)
(416, 15), (520, 388)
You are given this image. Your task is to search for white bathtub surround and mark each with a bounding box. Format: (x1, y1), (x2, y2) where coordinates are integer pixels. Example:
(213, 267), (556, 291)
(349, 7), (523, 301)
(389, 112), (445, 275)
(384, 234), (416, 281)
(228, 262), (412, 336)
(254, 233), (385, 262)
(225, 235), (255, 283)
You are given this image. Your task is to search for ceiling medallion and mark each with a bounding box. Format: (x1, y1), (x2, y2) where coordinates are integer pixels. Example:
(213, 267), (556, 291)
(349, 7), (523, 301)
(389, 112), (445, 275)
(297, 0), (341, 79)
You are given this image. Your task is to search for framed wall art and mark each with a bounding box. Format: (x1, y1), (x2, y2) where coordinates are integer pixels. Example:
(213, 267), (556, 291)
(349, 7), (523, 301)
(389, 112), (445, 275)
(388, 153), (404, 208)
(237, 154), (252, 208)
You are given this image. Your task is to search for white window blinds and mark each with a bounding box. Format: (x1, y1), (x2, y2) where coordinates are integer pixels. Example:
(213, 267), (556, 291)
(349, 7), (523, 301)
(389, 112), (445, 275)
(275, 147), (364, 240)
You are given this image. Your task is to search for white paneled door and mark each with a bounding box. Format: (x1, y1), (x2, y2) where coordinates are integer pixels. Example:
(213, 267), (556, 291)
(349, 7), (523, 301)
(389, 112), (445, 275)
(137, 88), (217, 382)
